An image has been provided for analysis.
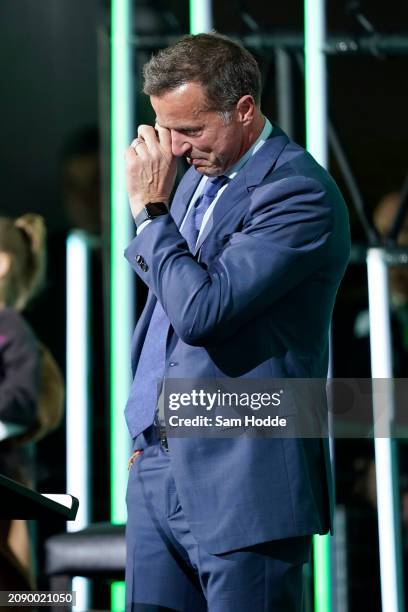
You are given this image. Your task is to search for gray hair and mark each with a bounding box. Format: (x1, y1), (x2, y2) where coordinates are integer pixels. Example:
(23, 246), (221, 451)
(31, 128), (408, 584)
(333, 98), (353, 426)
(143, 33), (262, 116)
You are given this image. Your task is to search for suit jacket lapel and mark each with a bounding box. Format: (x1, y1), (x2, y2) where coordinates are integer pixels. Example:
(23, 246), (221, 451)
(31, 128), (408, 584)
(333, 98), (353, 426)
(195, 126), (289, 253)
(244, 126), (289, 189)
(194, 171), (247, 253)
(170, 166), (202, 228)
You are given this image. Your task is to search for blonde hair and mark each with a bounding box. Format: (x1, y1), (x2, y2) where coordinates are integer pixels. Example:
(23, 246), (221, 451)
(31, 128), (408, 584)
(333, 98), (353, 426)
(0, 214), (46, 310)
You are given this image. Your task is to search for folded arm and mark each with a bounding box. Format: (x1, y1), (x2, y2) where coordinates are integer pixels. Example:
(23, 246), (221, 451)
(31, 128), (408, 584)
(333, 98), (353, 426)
(125, 176), (334, 346)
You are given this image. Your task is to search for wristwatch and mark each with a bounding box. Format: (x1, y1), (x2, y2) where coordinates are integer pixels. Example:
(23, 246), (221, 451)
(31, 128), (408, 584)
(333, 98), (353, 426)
(134, 202), (169, 228)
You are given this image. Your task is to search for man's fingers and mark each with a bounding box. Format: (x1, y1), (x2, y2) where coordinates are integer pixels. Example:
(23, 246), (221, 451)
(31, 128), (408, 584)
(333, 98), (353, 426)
(125, 146), (138, 164)
(125, 125), (177, 217)
(137, 125), (160, 153)
(155, 123), (172, 153)
(129, 138), (150, 161)
(128, 124), (174, 170)
(130, 138), (145, 153)
(134, 124), (173, 163)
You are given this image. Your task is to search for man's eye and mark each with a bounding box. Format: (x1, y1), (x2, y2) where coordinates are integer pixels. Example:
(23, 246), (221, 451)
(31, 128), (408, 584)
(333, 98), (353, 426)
(182, 129), (201, 136)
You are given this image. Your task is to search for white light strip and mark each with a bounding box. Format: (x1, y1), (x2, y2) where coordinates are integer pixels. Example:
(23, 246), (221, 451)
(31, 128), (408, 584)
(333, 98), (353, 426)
(304, 0), (328, 167)
(66, 231), (91, 611)
(367, 248), (404, 612)
(66, 231), (90, 529)
(190, 0), (213, 34)
(72, 577), (89, 612)
(304, 3), (332, 611)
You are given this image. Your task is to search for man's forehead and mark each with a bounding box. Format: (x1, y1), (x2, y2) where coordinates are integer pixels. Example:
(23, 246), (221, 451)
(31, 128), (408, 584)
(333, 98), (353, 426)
(150, 83), (210, 126)
(154, 116), (203, 131)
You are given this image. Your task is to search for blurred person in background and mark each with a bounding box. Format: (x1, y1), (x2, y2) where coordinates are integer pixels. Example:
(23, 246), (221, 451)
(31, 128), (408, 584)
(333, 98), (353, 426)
(27, 126), (103, 372)
(373, 192), (408, 338)
(24, 127), (110, 569)
(14, 127), (109, 593)
(0, 214), (63, 591)
(61, 126), (102, 236)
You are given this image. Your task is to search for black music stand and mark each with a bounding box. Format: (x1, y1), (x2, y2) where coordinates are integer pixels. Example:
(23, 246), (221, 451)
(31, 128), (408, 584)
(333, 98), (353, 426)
(0, 473), (78, 520)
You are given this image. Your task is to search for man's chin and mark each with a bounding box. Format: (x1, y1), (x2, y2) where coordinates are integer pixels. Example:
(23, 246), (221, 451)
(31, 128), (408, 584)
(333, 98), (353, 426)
(187, 158), (221, 176)
(187, 157), (207, 166)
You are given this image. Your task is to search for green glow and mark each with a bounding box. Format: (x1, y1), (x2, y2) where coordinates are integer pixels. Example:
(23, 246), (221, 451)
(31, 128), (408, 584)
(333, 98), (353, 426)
(111, 581), (126, 612)
(313, 534), (331, 612)
(110, 0), (133, 523)
(110, 0), (133, 607)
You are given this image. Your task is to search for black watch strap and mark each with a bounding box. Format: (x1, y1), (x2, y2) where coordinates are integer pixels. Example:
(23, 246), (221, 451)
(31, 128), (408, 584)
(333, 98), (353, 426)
(135, 202), (169, 228)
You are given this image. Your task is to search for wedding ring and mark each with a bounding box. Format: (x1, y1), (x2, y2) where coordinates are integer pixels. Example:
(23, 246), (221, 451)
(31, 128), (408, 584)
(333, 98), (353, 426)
(132, 137), (145, 150)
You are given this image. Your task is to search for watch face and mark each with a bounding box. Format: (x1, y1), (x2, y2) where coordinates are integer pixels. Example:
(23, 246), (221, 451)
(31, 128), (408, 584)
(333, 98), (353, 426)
(146, 203), (168, 218)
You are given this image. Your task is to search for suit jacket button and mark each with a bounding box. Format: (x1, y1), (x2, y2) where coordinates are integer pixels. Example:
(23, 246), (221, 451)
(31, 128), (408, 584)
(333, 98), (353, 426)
(135, 254), (148, 272)
(169, 362), (178, 367)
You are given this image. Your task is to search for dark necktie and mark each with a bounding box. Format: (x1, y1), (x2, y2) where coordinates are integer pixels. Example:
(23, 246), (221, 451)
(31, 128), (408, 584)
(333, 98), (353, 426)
(124, 300), (169, 438)
(181, 175), (229, 251)
(124, 174), (229, 439)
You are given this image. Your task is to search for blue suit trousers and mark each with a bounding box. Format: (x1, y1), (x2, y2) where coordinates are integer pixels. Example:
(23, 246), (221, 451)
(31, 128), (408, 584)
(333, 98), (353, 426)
(125, 429), (311, 612)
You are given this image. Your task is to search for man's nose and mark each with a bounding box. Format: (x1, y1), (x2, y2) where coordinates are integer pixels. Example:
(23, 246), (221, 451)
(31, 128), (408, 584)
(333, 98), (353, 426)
(171, 131), (191, 157)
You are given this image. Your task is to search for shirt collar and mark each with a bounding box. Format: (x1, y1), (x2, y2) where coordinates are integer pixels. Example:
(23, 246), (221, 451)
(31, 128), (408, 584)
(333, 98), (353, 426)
(226, 117), (273, 180)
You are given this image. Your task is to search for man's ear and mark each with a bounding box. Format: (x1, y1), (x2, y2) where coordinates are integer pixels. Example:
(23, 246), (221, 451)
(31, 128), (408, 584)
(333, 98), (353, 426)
(0, 252), (11, 279)
(236, 95), (256, 124)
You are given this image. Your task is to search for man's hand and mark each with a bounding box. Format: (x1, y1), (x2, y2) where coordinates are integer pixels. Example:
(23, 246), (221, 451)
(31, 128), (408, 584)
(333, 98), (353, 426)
(125, 124), (177, 218)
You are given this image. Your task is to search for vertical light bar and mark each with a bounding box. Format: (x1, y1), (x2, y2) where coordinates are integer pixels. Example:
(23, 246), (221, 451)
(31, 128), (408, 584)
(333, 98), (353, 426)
(367, 248), (404, 612)
(111, 1), (134, 610)
(66, 231), (90, 527)
(189, 0), (213, 34)
(110, 0), (134, 524)
(304, 2), (331, 610)
(313, 533), (331, 612)
(66, 231), (91, 611)
(111, 582), (126, 612)
(304, 0), (328, 167)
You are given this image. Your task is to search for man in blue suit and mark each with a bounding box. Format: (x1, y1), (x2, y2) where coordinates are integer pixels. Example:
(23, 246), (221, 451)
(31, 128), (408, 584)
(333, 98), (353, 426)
(124, 33), (350, 611)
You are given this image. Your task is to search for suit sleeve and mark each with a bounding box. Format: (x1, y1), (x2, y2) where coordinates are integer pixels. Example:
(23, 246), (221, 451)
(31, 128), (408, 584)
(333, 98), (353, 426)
(0, 312), (40, 427)
(125, 176), (336, 346)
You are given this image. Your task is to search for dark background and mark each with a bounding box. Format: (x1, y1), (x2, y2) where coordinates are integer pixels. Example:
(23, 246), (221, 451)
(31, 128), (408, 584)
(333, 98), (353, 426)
(1, 0), (408, 229)
(1, 1), (407, 609)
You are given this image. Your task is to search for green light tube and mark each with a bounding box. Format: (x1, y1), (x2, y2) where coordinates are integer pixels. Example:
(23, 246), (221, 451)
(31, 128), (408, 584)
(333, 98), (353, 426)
(313, 534), (331, 612)
(305, 1), (331, 610)
(110, 0), (134, 524)
(111, 0), (134, 609)
(189, 0), (212, 34)
(111, 582), (126, 612)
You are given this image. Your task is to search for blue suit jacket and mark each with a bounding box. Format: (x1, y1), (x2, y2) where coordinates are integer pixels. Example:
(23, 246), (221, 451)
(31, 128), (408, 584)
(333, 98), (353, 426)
(125, 125), (350, 554)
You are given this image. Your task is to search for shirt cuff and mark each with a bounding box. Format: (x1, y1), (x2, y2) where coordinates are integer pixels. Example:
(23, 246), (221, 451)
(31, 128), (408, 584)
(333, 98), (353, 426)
(136, 219), (152, 235)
